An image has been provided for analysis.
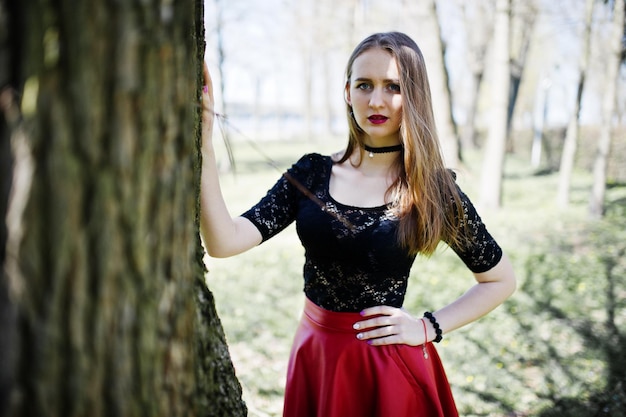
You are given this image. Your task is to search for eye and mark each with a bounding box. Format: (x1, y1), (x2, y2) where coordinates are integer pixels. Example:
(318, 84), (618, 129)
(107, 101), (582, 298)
(356, 82), (372, 91)
(387, 83), (401, 93)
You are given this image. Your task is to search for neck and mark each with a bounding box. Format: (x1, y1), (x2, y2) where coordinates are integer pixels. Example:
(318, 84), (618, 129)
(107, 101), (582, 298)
(363, 143), (403, 158)
(348, 147), (399, 176)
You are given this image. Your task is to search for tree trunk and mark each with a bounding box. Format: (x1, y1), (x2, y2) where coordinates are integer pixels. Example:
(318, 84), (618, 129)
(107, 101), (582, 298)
(556, 0), (594, 208)
(420, 0), (461, 168)
(506, 0), (537, 150)
(530, 76), (551, 168)
(293, 0), (318, 142)
(479, 0), (511, 210)
(589, 0), (625, 218)
(460, 0), (493, 152)
(0, 1), (246, 416)
(462, 71), (484, 151)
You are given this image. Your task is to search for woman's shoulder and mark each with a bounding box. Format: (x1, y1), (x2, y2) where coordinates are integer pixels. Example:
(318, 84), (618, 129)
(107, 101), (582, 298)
(295, 150), (347, 164)
(290, 153), (334, 172)
(295, 152), (331, 164)
(284, 153), (333, 185)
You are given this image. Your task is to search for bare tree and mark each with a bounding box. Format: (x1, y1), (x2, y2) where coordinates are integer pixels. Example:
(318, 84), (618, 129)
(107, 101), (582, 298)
(0, 1), (246, 416)
(288, 0), (358, 141)
(460, 0), (494, 152)
(317, 0), (356, 137)
(283, 0), (319, 141)
(507, 1), (537, 136)
(589, 0), (625, 218)
(401, 0), (461, 168)
(425, 0), (461, 168)
(557, 0), (595, 209)
(480, 0), (511, 210)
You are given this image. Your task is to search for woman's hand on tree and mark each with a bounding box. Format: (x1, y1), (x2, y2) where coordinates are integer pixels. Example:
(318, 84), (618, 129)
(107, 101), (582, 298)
(201, 62), (215, 149)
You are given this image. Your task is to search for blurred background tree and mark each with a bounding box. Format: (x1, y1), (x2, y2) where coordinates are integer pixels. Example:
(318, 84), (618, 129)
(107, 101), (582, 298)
(589, 0), (625, 218)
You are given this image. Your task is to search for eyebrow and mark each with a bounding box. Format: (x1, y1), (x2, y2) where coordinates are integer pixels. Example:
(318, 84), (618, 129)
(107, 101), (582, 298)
(353, 77), (400, 83)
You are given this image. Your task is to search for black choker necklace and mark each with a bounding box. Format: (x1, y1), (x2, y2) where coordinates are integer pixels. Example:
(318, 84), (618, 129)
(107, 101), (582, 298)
(363, 144), (403, 158)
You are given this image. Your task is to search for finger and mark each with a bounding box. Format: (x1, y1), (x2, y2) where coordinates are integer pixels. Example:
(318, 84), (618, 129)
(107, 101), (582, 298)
(354, 306), (402, 330)
(365, 334), (403, 346)
(356, 325), (397, 341)
(201, 63), (215, 121)
(202, 62), (213, 98)
(353, 316), (394, 331)
(360, 305), (396, 318)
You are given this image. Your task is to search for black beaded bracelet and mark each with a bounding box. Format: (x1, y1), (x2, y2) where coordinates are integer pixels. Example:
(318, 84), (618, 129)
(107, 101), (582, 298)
(423, 311), (443, 343)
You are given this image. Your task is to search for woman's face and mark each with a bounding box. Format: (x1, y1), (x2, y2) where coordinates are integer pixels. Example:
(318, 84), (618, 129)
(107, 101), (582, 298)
(346, 48), (403, 146)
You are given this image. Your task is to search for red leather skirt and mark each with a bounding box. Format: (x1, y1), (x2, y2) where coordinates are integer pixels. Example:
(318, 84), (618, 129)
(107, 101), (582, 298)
(283, 298), (459, 417)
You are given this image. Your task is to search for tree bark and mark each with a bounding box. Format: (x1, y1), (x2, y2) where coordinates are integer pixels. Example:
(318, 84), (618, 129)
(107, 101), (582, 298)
(479, 0), (511, 210)
(556, 0), (594, 208)
(0, 1), (246, 416)
(589, 0), (625, 218)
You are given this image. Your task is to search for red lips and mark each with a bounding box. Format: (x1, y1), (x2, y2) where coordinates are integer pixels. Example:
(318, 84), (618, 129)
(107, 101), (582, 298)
(368, 115), (388, 124)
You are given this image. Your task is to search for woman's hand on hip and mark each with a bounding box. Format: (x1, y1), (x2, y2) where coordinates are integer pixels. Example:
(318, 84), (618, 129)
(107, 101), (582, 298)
(352, 305), (426, 346)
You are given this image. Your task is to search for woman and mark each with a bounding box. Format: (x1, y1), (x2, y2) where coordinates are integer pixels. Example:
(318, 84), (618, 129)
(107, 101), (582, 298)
(200, 32), (516, 417)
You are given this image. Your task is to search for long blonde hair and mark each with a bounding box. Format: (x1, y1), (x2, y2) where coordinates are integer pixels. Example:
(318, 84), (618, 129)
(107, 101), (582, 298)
(338, 32), (469, 255)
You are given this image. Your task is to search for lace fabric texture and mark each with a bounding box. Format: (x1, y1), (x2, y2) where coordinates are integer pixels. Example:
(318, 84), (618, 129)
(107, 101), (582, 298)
(241, 153), (502, 312)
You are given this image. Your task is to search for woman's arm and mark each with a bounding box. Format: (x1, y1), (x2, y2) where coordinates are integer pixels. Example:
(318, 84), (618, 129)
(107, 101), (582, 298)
(426, 253), (516, 339)
(200, 63), (262, 258)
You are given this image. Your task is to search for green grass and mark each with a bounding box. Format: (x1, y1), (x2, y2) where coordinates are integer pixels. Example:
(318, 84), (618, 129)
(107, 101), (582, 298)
(205, 137), (626, 417)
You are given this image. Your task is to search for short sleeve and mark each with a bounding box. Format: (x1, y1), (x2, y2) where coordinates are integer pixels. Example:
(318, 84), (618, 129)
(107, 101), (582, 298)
(448, 189), (503, 273)
(240, 154), (318, 243)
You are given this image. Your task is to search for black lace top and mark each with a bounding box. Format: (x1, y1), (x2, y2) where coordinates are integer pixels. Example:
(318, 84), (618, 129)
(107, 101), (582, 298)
(241, 153), (502, 312)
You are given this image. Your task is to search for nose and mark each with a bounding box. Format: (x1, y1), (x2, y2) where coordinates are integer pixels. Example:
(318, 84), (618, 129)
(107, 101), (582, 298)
(369, 87), (385, 109)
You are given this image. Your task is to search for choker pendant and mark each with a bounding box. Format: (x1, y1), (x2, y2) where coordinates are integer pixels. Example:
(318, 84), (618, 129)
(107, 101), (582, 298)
(363, 144), (403, 158)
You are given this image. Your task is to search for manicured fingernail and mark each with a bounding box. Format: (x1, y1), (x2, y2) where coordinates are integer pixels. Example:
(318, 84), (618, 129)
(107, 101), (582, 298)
(360, 310), (365, 316)
(353, 323), (360, 330)
(356, 333), (363, 339)
(367, 340), (373, 345)
(202, 85), (208, 93)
